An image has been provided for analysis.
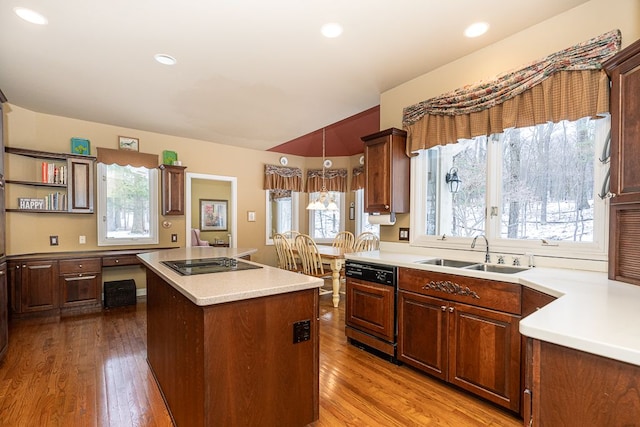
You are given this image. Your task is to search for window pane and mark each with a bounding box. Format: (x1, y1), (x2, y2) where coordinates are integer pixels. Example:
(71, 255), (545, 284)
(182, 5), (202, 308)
(424, 138), (487, 237)
(98, 163), (158, 245)
(501, 118), (596, 242)
(310, 191), (341, 239)
(268, 190), (292, 239)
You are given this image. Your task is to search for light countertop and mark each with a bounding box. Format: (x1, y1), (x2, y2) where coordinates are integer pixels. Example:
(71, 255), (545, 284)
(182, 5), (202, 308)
(346, 250), (640, 367)
(137, 247), (323, 306)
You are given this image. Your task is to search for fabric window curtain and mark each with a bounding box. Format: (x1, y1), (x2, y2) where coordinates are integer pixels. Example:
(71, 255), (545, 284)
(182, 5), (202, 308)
(263, 164), (303, 192)
(350, 166), (365, 191)
(306, 168), (347, 193)
(96, 147), (158, 168)
(402, 29), (621, 153)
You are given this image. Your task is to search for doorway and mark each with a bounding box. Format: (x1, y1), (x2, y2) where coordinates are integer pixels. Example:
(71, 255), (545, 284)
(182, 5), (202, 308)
(186, 172), (238, 247)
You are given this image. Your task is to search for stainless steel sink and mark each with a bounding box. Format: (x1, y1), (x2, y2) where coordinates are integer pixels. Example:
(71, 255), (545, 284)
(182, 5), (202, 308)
(415, 258), (479, 268)
(463, 264), (529, 274)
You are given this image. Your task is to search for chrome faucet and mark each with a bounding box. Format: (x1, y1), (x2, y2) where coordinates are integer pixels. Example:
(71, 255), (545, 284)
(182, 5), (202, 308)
(471, 234), (491, 263)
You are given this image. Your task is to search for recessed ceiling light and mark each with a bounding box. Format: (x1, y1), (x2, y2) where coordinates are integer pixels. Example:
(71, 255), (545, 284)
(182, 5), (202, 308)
(464, 22), (489, 38)
(13, 7), (48, 25)
(154, 54), (177, 65)
(321, 23), (343, 38)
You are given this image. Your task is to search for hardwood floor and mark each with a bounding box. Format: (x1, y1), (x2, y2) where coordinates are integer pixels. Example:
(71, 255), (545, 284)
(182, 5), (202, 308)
(0, 294), (521, 426)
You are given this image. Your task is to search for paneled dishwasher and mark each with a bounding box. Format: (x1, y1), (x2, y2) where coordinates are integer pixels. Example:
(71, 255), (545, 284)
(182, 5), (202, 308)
(344, 261), (398, 363)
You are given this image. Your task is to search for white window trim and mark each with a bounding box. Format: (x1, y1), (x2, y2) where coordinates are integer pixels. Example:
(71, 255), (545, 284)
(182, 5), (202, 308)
(409, 118), (610, 263)
(97, 163), (159, 246)
(265, 191), (299, 245)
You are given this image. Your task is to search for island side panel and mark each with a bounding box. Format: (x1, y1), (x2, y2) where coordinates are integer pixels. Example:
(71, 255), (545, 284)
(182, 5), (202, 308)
(146, 269), (206, 426)
(203, 288), (319, 426)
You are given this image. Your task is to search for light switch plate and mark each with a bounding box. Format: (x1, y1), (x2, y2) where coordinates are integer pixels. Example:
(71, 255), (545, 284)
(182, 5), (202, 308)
(50, 235), (59, 246)
(399, 228), (410, 241)
(247, 211), (256, 222)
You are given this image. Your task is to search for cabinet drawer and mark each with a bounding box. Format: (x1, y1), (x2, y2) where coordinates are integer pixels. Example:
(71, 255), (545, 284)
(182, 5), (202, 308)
(398, 267), (521, 315)
(102, 254), (141, 267)
(58, 258), (101, 274)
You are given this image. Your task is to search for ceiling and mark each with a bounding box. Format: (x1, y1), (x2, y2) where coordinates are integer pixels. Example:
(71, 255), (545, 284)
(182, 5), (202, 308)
(0, 1), (589, 157)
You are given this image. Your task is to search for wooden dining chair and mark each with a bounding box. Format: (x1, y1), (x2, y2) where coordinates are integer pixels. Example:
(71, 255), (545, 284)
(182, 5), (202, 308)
(354, 232), (380, 252)
(332, 231), (355, 250)
(295, 234), (332, 295)
(273, 233), (299, 271)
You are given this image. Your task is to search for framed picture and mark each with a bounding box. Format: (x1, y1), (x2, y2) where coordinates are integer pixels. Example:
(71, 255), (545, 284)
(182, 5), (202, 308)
(200, 199), (228, 231)
(71, 137), (91, 155)
(118, 136), (139, 151)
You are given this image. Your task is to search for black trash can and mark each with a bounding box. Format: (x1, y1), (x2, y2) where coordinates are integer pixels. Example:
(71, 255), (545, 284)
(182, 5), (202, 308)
(104, 279), (137, 308)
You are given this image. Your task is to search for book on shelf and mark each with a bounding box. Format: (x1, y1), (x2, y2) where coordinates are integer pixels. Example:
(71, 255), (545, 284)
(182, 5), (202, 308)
(41, 162), (67, 184)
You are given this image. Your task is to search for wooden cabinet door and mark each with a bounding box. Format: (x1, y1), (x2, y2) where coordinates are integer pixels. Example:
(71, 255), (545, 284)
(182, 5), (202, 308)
(448, 302), (521, 412)
(67, 157), (94, 212)
(0, 262), (7, 361)
(20, 260), (59, 313)
(364, 136), (392, 213)
(397, 290), (448, 380)
(345, 277), (395, 342)
(160, 164), (186, 215)
(607, 47), (640, 204)
(362, 128), (409, 214)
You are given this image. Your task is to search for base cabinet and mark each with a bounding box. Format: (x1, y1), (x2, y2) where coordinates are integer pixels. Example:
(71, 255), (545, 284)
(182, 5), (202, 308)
(9, 257), (101, 315)
(397, 267), (522, 413)
(58, 258), (101, 310)
(398, 290), (521, 412)
(10, 259), (59, 314)
(526, 339), (640, 426)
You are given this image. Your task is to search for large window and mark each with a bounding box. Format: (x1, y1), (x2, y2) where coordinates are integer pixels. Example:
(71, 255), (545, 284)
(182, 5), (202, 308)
(308, 191), (345, 243)
(412, 115), (610, 258)
(97, 163), (158, 246)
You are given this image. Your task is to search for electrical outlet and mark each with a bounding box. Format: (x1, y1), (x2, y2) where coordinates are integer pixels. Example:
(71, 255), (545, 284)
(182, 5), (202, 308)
(171, 234), (178, 243)
(50, 235), (58, 246)
(79, 235), (86, 244)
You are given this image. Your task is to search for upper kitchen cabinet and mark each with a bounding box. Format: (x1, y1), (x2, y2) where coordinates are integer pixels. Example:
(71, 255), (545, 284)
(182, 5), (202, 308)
(159, 164), (186, 215)
(361, 128), (410, 214)
(604, 38), (640, 285)
(604, 37), (640, 204)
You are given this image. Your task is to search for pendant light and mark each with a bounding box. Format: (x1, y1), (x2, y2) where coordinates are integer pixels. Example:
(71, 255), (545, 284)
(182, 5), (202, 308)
(307, 128), (339, 211)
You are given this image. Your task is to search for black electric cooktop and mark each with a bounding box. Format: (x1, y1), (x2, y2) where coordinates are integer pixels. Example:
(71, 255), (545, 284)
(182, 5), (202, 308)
(161, 257), (262, 276)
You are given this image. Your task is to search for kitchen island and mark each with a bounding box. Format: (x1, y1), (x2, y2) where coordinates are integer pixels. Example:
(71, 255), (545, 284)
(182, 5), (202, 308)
(138, 247), (323, 427)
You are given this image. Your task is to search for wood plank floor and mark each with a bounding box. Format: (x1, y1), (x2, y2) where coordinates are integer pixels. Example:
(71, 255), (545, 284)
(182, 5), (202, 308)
(0, 294), (521, 426)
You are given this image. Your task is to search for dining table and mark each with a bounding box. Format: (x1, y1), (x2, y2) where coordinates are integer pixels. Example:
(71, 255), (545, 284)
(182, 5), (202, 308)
(315, 245), (350, 308)
(289, 243), (350, 308)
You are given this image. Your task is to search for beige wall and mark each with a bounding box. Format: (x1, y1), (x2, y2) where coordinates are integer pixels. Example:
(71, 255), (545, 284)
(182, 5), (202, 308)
(378, 0), (640, 243)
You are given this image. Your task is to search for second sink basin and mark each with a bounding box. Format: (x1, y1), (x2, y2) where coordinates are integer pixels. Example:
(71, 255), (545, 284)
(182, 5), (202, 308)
(416, 258), (479, 268)
(463, 264), (529, 274)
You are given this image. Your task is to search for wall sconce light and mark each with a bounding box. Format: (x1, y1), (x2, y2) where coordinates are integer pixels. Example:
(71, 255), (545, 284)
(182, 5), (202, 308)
(445, 167), (461, 193)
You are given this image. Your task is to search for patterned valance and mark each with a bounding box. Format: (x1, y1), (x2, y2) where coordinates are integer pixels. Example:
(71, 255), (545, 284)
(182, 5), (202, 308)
(403, 29), (621, 152)
(350, 166), (365, 191)
(306, 168), (347, 193)
(269, 189), (292, 200)
(263, 164), (303, 192)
